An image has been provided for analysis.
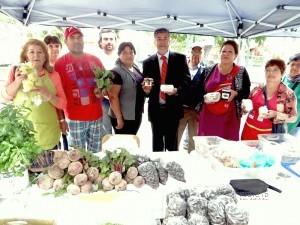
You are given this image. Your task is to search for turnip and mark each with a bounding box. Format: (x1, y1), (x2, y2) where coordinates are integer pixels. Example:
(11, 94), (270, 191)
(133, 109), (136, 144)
(53, 178), (64, 191)
(108, 171), (122, 185)
(126, 166), (138, 179)
(53, 150), (65, 164)
(48, 164), (64, 179)
(37, 174), (54, 190)
(124, 174), (133, 184)
(74, 173), (88, 186)
(93, 175), (103, 185)
(55, 152), (71, 169)
(80, 180), (93, 193)
(102, 177), (114, 191)
(67, 149), (81, 161)
(86, 167), (99, 181)
(68, 161), (83, 176)
(115, 179), (127, 191)
(67, 184), (80, 195)
(133, 176), (145, 188)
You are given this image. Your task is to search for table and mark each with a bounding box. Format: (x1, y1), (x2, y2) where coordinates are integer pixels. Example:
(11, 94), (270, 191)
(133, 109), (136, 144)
(1, 150), (299, 225)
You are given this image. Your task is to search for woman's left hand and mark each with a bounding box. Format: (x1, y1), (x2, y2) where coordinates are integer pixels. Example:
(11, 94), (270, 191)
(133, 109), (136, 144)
(227, 89), (238, 102)
(33, 85), (51, 99)
(262, 110), (277, 119)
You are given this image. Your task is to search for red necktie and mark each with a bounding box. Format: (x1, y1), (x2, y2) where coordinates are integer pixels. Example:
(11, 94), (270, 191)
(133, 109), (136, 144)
(160, 55), (167, 101)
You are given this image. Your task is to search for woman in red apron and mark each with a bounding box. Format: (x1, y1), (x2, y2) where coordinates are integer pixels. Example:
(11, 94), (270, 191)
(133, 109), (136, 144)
(241, 59), (297, 140)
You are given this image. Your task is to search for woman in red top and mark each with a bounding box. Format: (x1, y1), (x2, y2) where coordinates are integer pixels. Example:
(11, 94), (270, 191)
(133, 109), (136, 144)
(241, 59), (297, 140)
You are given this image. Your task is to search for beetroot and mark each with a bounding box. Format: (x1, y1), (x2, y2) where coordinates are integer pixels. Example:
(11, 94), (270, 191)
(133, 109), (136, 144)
(48, 164), (64, 179)
(133, 175), (145, 188)
(74, 173), (88, 186)
(126, 167), (138, 179)
(55, 152), (71, 169)
(67, 184), (80, 195)
(124, 174), (133, 184)
(93, 176), (103, 185)
(67, 149), (81, 161)
(37, 174), (54, 190)
(115, 179), (127, 191)
(86, 167), (99, 181)
(102, 177), (114, 191)
(53, 178), (64, 191)
(68, 161), (83, 176)
(80, 180), (93, 193)
(108, 171), (122, 185)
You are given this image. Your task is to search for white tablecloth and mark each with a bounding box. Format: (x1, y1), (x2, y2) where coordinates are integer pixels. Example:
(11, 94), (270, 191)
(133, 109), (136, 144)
(1, 150), (299, 225)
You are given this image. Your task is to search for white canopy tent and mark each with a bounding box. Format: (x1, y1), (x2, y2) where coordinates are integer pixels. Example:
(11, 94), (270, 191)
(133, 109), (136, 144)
(0, 0), (300, 38)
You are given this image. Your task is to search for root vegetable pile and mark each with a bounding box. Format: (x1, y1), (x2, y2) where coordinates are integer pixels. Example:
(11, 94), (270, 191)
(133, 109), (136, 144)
(37, 148), (143, 196)
(36, 149), (187, 196)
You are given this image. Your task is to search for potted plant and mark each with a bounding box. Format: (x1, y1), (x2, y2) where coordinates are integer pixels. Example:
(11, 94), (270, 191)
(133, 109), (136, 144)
(0, 103), (43, 196)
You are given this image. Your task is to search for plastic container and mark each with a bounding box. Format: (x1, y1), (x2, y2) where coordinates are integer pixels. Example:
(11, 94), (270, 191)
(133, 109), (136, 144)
(258, 133), (300, 163)
(193, 136), (227, 158)
(208, 144), (277, 180)
(209, 155), (276, 180)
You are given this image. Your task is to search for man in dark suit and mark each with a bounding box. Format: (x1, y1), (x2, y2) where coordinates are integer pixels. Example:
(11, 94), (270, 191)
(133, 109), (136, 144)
(142, 28), (190, 152)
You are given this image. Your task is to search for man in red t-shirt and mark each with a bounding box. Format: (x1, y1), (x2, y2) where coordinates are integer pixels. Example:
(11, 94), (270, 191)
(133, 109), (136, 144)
(55, 26), (105, 153)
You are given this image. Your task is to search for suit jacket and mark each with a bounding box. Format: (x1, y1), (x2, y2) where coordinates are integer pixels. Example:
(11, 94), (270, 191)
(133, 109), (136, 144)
(142, 51), (191, 122)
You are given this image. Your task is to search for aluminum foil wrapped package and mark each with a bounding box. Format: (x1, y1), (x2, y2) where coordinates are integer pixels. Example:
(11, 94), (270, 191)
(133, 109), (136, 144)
(201, 187), (218, 201)
(138, 161), (159, 189)
(153, 158), (168, 185)
(186, 196), (208, 218)
(165, 195), (187, 218)
(165, 161), (186, 182)
(163, 216), (188, 225)
(216, 184), (238, 203)
(166, 188), (188, 203)
(187, 187), (204, 198)
(207, 199), (226, 225)
(187, 214), (209, 225)
(135, 154), (150, 166)
(215, 195), (235, 208)
(225, 203), (249, 225)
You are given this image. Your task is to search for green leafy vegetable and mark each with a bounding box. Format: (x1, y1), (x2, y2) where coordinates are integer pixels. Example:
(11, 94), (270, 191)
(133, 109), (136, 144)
(93, 67), (114, 92)
(0, 103), (43, 176)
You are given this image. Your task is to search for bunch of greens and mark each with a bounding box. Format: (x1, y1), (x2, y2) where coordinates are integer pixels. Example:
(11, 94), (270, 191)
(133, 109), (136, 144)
(99, 148), (136, 177)
(0, 103), (43, 176)
(93, 67), (114, 92)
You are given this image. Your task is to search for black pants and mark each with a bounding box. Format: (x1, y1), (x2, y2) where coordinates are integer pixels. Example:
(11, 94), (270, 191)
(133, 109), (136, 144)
(151, 109), (179, 152)
(110, 114), (142, 135)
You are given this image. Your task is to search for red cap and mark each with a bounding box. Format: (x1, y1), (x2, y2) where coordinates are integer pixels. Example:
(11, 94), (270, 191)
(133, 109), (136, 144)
(64, 26), (83, 39)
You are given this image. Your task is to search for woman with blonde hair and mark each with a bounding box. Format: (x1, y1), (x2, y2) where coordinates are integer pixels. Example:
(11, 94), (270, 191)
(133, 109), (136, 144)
(1, 39), (66, 169)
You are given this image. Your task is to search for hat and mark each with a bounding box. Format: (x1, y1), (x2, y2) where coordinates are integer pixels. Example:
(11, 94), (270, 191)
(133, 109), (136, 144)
(288, 53), (300, 64)
(190, 42), (203, 50)
(64, 26), (83, 39)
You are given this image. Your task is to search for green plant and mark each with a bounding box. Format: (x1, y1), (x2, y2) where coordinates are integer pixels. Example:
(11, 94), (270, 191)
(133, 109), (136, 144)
(94, 68), (114, 92)
(0, 103), (43, 176)
(99, 148), (136, 177)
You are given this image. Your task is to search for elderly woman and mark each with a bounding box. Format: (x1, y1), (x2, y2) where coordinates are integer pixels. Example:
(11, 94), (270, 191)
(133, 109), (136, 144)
(241, 58), (297, 140)
(0, 39), (66, 152)
(188, 40), (250, 141)
(108, 42), (145, 134)
(282, 53), (300, 137)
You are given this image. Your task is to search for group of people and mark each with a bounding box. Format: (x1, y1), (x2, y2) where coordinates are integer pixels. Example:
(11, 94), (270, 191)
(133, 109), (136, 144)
(0, 26), (299, 159)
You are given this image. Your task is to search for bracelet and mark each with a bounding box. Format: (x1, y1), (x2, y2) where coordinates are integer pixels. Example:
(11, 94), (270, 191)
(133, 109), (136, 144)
(45, 93), (52, 101)
(59, 119), (65, 123)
